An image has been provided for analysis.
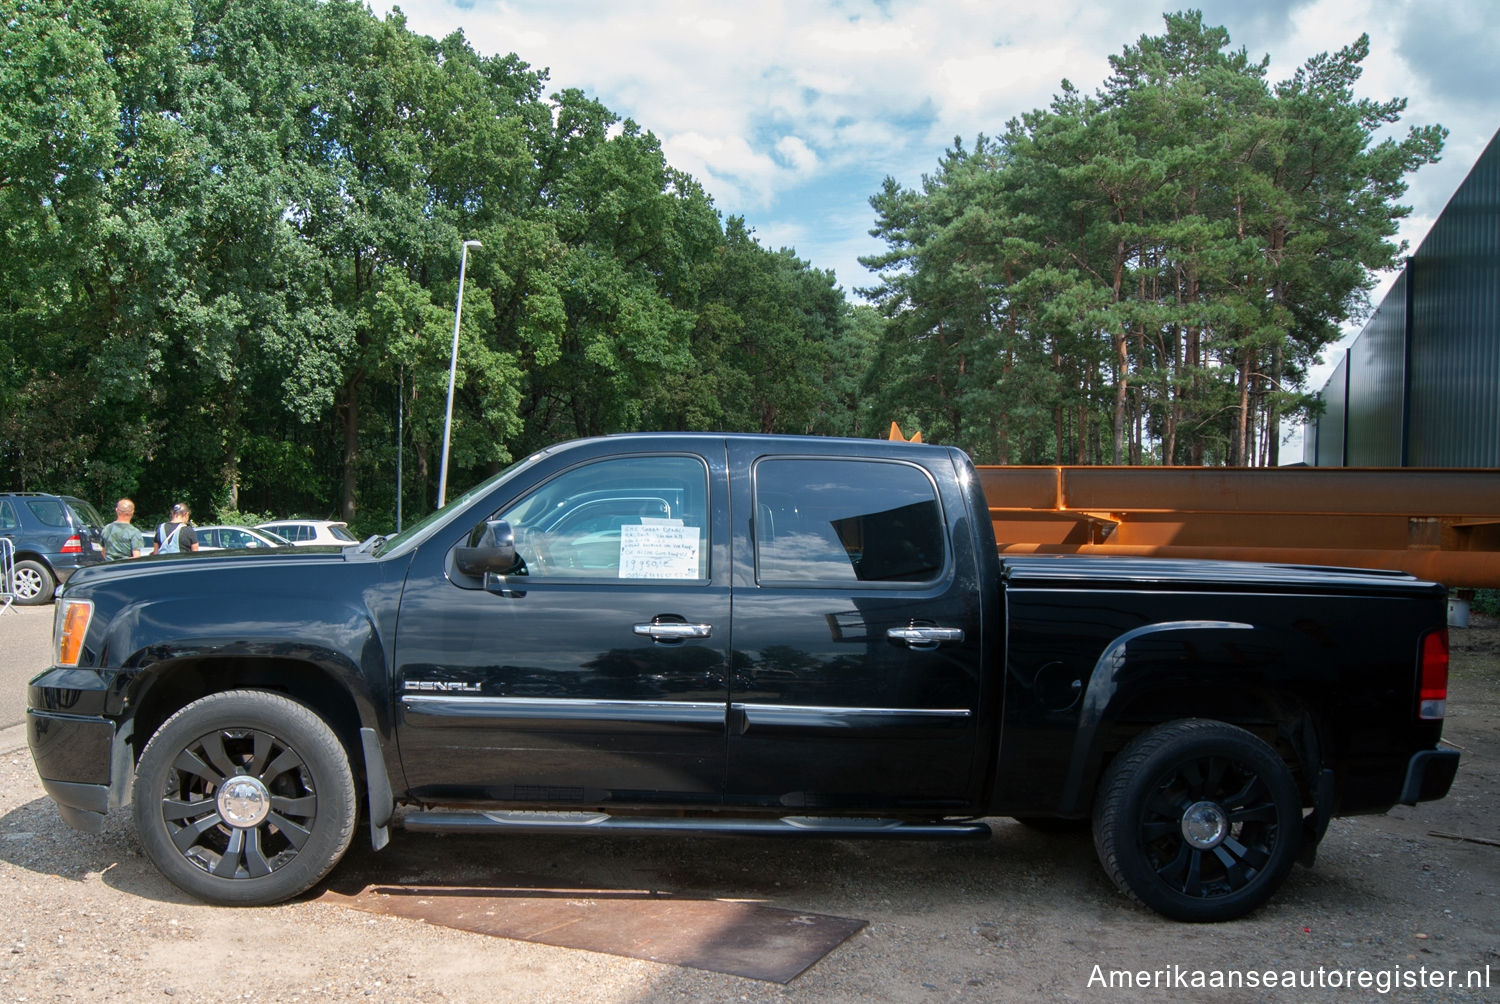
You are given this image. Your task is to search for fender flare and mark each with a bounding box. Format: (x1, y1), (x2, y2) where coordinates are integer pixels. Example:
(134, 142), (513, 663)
(1058, 620), (1257, 813)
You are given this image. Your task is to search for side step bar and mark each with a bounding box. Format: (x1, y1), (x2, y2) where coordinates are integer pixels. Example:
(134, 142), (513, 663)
(404, 810), (992, 840)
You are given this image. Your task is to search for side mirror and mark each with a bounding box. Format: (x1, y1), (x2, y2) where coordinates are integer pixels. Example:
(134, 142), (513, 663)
(454, 519), (518, 577)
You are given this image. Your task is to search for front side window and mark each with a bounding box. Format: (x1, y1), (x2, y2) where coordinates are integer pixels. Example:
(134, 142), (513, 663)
(495, 455), (709, 580)
(754, 458), (946, 584)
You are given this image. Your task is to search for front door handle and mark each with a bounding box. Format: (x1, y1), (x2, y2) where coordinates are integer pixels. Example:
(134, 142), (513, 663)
(634, 621), (713, 641)
(887, 625), (964, 650)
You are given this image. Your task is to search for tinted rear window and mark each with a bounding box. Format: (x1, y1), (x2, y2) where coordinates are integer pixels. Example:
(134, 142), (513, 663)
(64, 498), (105, 529)
(753, 458), (946, 584)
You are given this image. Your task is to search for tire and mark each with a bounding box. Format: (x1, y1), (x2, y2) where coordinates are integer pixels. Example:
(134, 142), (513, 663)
(1092, 719), (1302, 922)
(11, 559), (55, 605)
(132, 690), (358, 906)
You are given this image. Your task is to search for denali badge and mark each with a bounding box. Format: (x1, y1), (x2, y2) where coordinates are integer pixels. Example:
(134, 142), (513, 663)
(403, 680), (483, 693)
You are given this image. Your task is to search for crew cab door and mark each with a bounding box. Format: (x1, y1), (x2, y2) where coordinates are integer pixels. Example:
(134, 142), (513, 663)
(393, 442), (731, 807)
(726, 444), (988, 813)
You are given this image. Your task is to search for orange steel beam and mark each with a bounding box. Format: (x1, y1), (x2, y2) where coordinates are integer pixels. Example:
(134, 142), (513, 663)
(975, 466), (1500, 588)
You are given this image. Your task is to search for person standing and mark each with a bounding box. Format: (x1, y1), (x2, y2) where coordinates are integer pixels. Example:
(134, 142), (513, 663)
(152, 502), (200, 554)
(100, 498), (142, 560)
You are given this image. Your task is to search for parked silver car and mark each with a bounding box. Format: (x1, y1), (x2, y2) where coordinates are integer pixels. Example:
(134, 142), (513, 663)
(195, 525), (294, 551)
(254, 519), (359, 547)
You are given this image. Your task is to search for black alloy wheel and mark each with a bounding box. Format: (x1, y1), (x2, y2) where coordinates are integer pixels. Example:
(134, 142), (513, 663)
(132, 690), (357, 906)
(1093, 719), (1302, 922)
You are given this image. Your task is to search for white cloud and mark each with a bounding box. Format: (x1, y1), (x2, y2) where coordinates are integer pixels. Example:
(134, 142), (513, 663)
(775, 136), (819, 174)
(396, 0), (1500, 324)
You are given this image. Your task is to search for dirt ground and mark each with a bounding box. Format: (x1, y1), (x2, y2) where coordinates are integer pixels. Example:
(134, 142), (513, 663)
(0, 616), (1495, 1002)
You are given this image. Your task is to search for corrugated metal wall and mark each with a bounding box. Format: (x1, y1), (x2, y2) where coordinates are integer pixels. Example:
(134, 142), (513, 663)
(1306, 128), (1500, 467)
(1345, 271), (1408, 465)
(1314, 354), (1348, 466)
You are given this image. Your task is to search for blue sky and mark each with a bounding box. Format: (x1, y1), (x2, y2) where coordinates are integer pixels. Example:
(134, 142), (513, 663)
(391, 0), (1499, 410)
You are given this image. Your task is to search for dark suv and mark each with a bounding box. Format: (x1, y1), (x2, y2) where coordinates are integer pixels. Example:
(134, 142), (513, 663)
(0, 492), (106, 604)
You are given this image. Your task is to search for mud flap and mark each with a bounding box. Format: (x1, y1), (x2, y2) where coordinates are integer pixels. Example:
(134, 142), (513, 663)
(360, 728), (394, 852)
(1298, 767), (1335, 867)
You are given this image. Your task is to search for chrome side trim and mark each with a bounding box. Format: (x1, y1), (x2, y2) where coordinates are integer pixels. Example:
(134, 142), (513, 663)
(735, 703), (971, 718)
(400, 695), (726, 725)
(733, 703), (972, 734)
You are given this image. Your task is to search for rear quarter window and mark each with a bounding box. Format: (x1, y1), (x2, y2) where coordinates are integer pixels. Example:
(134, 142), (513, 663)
(24, 498), (71, 527)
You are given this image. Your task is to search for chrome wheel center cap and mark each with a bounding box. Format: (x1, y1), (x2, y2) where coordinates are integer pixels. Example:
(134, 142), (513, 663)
(1180, 800), (1229, 850)
(217, 775), (271, 828)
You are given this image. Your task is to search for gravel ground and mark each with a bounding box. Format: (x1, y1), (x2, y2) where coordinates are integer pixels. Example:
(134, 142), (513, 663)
(0, 609), (1496, 1002)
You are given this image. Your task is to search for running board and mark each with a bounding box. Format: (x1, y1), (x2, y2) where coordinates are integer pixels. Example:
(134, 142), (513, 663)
(403, 810), (992, 840)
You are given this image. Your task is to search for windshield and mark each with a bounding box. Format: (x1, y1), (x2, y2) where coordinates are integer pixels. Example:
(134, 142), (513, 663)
(373, 452), (545, 558)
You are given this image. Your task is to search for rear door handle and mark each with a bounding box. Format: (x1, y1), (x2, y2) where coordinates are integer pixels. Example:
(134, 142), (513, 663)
(634, 621), (713, 641)
(887, 626), (964, 650)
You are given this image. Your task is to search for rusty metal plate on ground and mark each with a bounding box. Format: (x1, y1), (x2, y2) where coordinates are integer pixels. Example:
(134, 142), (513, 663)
(320, 881), (866, 983)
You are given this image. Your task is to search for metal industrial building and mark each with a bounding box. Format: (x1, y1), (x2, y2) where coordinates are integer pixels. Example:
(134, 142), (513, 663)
(1304, 129), (1500, 467)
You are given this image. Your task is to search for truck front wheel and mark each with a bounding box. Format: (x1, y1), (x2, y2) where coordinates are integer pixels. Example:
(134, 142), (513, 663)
(1092, 719), (1302, 922)
(132, 690), (358, 906)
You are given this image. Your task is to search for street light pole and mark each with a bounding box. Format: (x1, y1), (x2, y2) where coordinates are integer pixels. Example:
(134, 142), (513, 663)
(438, 238), (482, 508)
(396, 365), (403, 532)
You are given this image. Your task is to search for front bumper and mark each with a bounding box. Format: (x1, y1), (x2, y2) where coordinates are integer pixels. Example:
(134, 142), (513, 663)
(27, 710), (122, 833)
(1400, 748), (1461, 805)
(28, 666), (132, 833)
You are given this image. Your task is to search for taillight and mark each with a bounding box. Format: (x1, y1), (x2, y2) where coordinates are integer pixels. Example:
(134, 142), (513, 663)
(1418, 628), (1449, 720)
(60, 534), (84, 554)
(55, 599), (94, 667)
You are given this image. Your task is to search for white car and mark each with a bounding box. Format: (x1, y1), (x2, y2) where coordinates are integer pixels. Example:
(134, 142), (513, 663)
(194, 525), (293, 551)
(254, 519), (360, 547)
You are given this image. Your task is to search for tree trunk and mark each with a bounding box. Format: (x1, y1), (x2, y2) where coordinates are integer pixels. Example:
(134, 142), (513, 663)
(1233, 349), (1253, 466)
(1110, 245), (1128, 464)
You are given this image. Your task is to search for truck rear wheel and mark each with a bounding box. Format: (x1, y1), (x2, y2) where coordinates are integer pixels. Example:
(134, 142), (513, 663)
(132, 690), (357, 906)
(1092, 719), (1301, 922)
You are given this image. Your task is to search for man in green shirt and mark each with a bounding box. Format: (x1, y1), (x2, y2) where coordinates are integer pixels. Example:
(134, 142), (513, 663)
(100, 498), (141, 561)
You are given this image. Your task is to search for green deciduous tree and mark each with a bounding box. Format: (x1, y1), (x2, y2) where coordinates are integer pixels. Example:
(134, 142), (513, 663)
(0, 0), (869, 531)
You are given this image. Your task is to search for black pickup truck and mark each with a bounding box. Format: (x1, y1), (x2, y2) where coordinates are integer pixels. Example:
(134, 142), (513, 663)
(27, 433), (1460, 921)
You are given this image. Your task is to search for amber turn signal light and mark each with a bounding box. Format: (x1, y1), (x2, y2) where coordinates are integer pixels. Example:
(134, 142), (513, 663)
(56, 600), (93, 667)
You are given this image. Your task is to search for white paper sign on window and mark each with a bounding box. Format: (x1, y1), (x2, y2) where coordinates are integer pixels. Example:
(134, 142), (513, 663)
(619, 523), (700, 579)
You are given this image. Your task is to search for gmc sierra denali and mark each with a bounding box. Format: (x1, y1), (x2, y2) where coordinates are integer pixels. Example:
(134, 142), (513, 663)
(27, 433), (1460, 921)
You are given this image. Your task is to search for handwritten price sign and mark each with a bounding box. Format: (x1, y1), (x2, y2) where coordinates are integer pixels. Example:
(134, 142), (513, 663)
(619, 524), (701, 579)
